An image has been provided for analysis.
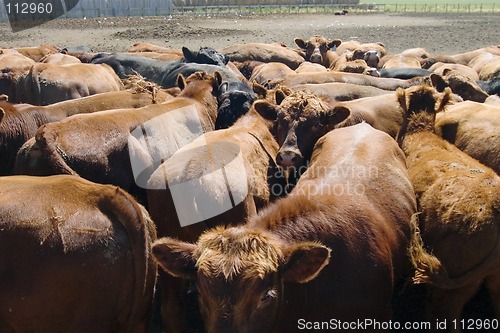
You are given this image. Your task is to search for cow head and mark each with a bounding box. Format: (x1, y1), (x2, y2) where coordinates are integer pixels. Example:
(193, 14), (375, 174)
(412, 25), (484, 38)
(152, 227), (330, 333)
(430, 70), (489, 102)
(254, 90), (350, 172)
(215, 82), (257, 130)
(396, 85), (452, 146)
(351, 42), (387, 68)
(294, 36), (341, 67)
(182, 46), (229, 67)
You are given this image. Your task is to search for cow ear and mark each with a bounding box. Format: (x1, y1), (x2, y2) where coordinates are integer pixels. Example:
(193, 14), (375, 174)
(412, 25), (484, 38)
(328, 39), (342, 50)
(321, 106), (350, 126)
(0, 107), (5, 124)
(282, 242), (331, 283)
(442, 68), (453, 77)
(182, 46), (197, 62)
(430, 73), (447, 92)
(224, 54), (230, 65)
(214, 71), (223, 89)
(294, 38), (307, 50)
(219, 82), (228, 95)
(275, 89), (289, 105)
(254, 100), (278, 121)
(252, 81), (267, 98)
(177, 74), (187, 90)
(152, 238), (198, 280)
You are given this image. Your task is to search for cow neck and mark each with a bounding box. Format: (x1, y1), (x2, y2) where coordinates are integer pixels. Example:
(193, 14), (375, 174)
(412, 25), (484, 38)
(233, 109), (278, 166)
(178, 82), (218, 120)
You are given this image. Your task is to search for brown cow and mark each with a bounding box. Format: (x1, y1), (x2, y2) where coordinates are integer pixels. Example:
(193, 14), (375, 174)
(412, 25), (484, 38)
(379, 47), (430, 68)
(152, 122), (416, 333)
(146, 105), (286, 332)
(292, 82), (391, 101)
(221, 43), (305, 70)
(273, 71), (427, 93)
(429, 62), (480, 81)
(129, 42), (183, 55)
(15, 71), (223, 204)
(397, 85), (500, 330)
(382, 55), (421, 69)
(0, 175), (157, 333)
(0, 87), (172, 176)
(421, 45), (500, 68)
(123, 51), (183, 62)
(11, 44), (59, 62)
(0, 50), (35, 100)
(349, 42), (387, 68)
(253, 90), (349, 171)
(435, 101), (500, 175)
(295, 61), (328, 73)
(16, 62), (124, 105)
(478, 57), (500, 81)
(468, 52), (500, 74)
(294, 35), (341, 68)
(430, 70), (489, 102)
(39, 52), (82, 65)
(249, 62), (295, 86)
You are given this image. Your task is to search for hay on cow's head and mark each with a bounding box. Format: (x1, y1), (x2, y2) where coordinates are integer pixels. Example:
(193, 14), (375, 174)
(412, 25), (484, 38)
(122, 71), (159, 103)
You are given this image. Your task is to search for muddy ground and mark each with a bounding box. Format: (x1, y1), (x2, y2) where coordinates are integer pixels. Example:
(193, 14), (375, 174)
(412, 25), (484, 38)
(0, 12), (499, 55)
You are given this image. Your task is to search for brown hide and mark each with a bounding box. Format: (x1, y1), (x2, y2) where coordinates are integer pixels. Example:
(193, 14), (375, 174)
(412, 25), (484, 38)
(422, 45), (500, 68)
(152, 123), (416, 333)
(382, 55), (421, 69)
(16, 63), (124, 106)
(468, 52), (500, 74)
(0, 89), (171, 176)
(429, 62), (480, 81)
(294, 61), (328, 73)
(221, 43), (305, 70)
(398, 85), (500, 327)
(12, 45), (59, 62)
(435, 101), (500, 175)
(39, 53), (82, 65)
(123, 52), (183, 62)
(478, 57), (500, 81)
(274, 71), (426, 90)
(431, 71), (489, 102)
(129, 42), (183, 55)
(146, 108), (285, 332)
(0, 175), (157, 333)
(14, 72), (222, 204)
(249, 62), (296, 86)
(0, 50), (36, 100)
(292, 82), (391, 101)
(335, 92), (405, 138)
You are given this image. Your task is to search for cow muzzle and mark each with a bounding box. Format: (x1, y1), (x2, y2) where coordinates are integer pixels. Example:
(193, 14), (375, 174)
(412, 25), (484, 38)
(364, 50), (380, 68)
(276, 149), (303, 169)
(310, 53), (323, 64)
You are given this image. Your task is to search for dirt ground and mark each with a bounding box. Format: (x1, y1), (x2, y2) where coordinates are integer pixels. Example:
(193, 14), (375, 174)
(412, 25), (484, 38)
(0, 12), (499, 55)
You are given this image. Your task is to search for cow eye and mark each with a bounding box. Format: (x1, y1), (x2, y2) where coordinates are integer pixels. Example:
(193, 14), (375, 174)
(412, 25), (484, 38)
(261, 289), (277, 303)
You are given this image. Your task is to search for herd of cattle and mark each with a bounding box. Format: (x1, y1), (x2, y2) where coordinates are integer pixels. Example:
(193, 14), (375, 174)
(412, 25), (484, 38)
(1, 35), (500, 332)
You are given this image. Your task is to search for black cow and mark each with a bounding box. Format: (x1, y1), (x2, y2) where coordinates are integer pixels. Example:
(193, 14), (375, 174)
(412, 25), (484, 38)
(478, 76), (500, 95)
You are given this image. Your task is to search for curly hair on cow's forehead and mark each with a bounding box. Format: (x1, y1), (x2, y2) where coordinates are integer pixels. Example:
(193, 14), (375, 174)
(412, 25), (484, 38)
(280, 91), (330, 115)
(194, 226), (283, 280)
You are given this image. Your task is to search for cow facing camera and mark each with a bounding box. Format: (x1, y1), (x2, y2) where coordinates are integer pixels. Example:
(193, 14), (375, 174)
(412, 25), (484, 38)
(3, 0), (80, 32)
